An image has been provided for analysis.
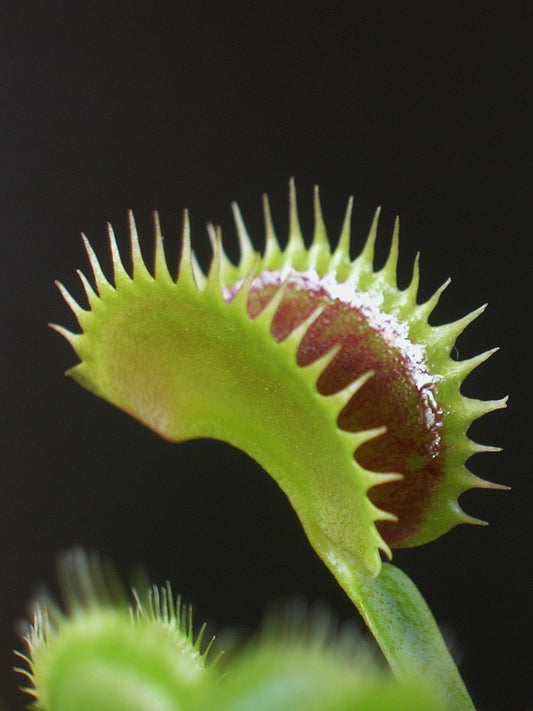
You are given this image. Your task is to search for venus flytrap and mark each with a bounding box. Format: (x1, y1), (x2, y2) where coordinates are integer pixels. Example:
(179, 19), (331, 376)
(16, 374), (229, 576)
(19, 182), (506, 709)
(17, 552), (212, 711)
(17, 551), (444, 711)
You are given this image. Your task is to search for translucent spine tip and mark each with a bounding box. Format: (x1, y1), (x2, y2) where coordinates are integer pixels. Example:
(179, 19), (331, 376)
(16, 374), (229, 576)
(207, 223), (234, 280)
(330, 197), (354, 280)
(351, 208), (381, 286)
(127, 211), (151, 280)
(283, 178), (306, 268)
(262, 193), (282, 267)
(107, 223), (130, 287)
(444, 347), (499, 382)
(76, 269), (98, 304)
(414, 278), (451, 323)
(177, 210), (203, 290)
(55, 281), (85, 319)
(231, 202), (257, 273)
(48, 320), (80, 348)
(428, 304), (487, 351)
(153, 211), (172, 282)
(403, 252), (421, 307)
(50, 281), (85, 347)
(81, 234), (111, 293)
(308, 185), (331, 273)
(377, 216), (400, 288)
(205, 224), (232, 297)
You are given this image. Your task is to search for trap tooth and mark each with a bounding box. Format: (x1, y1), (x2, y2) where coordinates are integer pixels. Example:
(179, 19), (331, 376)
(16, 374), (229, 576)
(207, 223), (235, 279)
(231, 202), (256, 272)
(325, 371), (376, 416)
(286, 177), (306, 260)
(55, 281), (85, 319)
(414, 278), (451, 323)
(81, 235), (112, 293)
(107, 222), (130, 286)
(377, 217), (400, 289)
(76, 269), (98, 303)
(428, 305), (487, 351)
(177, 210), (203, 291)
(262, 193), (281, 266)
(352, 207), (381, 283)
(127, 211), (151, 280)
(330, 196), (354, 280)
(152, 211), (172, 282)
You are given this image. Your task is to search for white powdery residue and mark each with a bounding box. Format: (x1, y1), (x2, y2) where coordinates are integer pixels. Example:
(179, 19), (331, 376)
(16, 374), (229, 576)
(290, 269), (443, 442)
(301, 268), (433, 386)
(225, 267), (443, 439)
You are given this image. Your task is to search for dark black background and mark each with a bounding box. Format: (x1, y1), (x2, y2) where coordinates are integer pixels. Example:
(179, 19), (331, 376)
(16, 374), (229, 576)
(1, 3), (531, 710)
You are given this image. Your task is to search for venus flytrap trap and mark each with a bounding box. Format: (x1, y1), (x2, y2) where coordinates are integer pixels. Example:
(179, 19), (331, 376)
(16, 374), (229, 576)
(16, 551), (213, 711)
(19, 182), (506, 709)
(17, 551), (443, 711)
